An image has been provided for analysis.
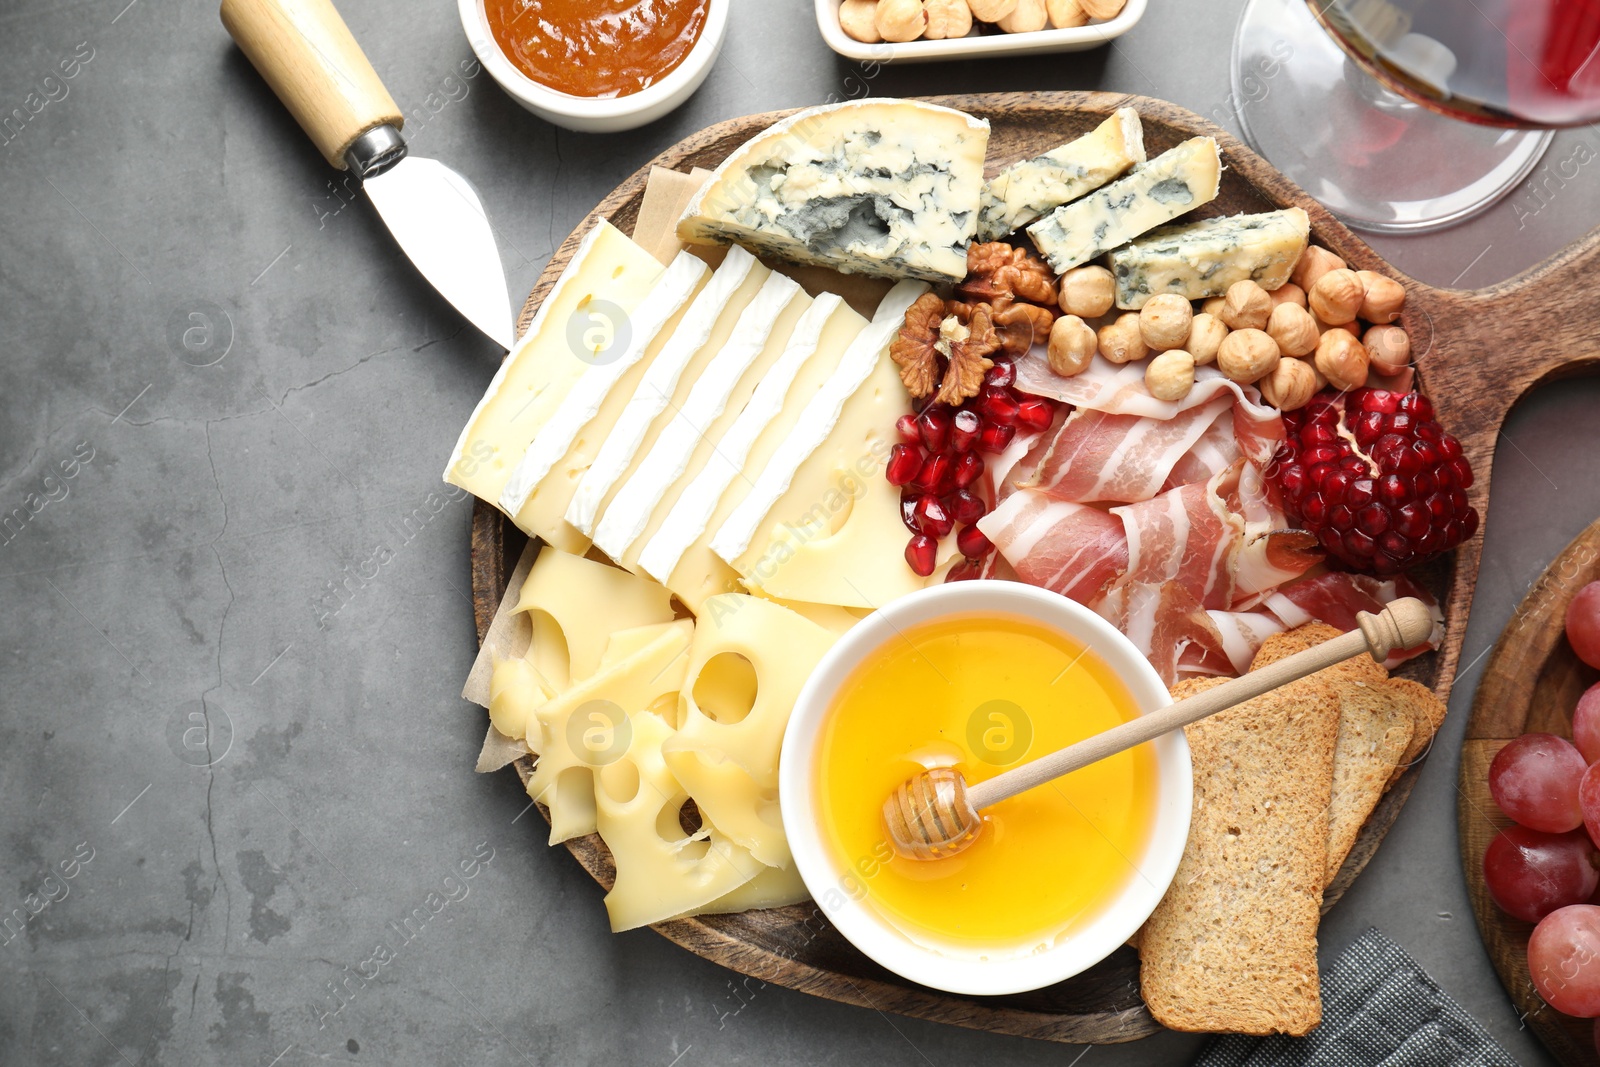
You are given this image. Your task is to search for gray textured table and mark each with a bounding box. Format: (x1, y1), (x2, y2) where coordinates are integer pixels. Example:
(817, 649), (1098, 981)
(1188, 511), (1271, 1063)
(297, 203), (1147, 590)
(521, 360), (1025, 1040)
(3, 1), (1597, 1064)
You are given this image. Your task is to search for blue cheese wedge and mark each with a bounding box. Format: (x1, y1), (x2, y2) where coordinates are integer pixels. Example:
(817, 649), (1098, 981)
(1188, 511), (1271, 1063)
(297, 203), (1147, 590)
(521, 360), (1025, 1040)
(975, 107), (1145, 242)
(1107, 207), (1311, 310)
(1026, 136), (1222, 273)
(677, 99), (990, 284)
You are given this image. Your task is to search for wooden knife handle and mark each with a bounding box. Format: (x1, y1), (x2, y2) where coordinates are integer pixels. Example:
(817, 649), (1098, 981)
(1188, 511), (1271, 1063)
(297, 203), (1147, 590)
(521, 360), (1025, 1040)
(220, 0), (403, 169)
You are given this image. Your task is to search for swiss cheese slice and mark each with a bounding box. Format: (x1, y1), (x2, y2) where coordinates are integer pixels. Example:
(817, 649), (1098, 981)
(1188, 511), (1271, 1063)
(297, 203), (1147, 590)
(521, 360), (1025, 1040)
(592, 271), (806, 564)
(445, 221), (663, 511)
(488, 656), (548, 741)
(662, 595), (836, 868)
(566, 246), (767, 536)
(692, 863), (808, 915)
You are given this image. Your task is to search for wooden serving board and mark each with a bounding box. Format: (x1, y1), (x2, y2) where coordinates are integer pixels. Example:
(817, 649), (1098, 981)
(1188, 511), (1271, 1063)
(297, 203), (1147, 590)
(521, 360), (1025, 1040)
(469, 91), (1600, 1043)
(1460, 520), (1600, 1066)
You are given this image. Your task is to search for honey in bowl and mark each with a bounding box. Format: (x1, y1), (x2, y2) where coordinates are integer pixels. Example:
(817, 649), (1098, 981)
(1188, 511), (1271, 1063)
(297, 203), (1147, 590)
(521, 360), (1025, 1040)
(482, 0), (709, 99)
(815, 613), (1158, 956)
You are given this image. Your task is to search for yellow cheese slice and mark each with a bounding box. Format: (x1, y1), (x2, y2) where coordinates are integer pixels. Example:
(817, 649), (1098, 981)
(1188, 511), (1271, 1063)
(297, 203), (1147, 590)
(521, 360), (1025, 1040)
(525, 618), (693, 844)
(766, 598), (870, 636)
(599, 712), (767, 932)
(488, 656), (549, 740)
(444, 220), (663, 511)
(691, 863), (808, 915)
(661, 595), (836, 868)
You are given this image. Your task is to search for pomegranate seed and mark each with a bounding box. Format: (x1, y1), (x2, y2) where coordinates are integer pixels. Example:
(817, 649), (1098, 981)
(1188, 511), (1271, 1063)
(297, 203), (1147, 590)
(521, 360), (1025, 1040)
(1395, 503), (1430, 539)
(1377, 475), (1408, 506)
(1411, 470), (1436, 498)
(946, 557), (983, 582)
(950, 489), (986, 525)
(1440, 436), (1463, 460)
(1305, 424), (1337, 446)
(952, 451), (985, 489)
(1015, 398), (1054, 433)
(984, 361), (1016, 388)
(905, 535), (937, 576)
(1387, 413), (1414, 436)
(895, 413), (920, 444)
(957, 524), (994, 559)
(977, 422), (1015, 454)
(980, 388), (1020, 426)
(1343, 529), (1377, 557)
(1356, 504), (1390, 536)
(900, 492), (920, 533)
(918, 407), (952, 452)
(1347, 477), (1376, 506)
(1450, 458), (1473, 488)
(1353, 411), (1385, 444)
(911, 452), (953, 495)
(1280, 466), (1307, 502)
(1323, 470), (1353, 500)
(951, 409), (982, 452)
(913, 494), (954, 538)
(885, 443), (922, 487)
(1398, 392), (1433, 419)
(1329, 504), (1354, 532)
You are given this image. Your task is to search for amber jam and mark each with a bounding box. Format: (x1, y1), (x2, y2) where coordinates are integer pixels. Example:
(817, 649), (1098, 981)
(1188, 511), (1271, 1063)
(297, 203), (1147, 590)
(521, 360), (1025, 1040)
(482, 0), (710, 99)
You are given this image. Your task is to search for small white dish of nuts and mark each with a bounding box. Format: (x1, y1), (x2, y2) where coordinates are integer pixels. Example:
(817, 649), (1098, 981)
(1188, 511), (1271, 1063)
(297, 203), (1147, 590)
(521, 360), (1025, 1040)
(815, 0), (1146, 63)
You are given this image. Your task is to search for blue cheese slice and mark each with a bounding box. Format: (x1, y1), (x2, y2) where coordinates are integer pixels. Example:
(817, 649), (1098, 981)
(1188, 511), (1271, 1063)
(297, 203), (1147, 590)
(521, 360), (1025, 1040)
(1026, 136), (1222, 273)
(975, 107), (1146, 242)
(1108, 208), (1311, 309)
(677, 99), (990, 283)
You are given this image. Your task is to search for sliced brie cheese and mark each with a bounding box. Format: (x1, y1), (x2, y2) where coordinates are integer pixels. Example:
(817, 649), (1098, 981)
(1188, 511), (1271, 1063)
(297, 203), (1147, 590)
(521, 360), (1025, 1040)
(710, 279), (929, 566)
(975, 107), (1146, 242)
(565, 245), (762, 536)
(498, 251), (708, 516)
(677, 99), (990, 283)
(591, 271), (804, 561)
(1107, 207), (1311, 309)
(1027, 136), (1223, 273)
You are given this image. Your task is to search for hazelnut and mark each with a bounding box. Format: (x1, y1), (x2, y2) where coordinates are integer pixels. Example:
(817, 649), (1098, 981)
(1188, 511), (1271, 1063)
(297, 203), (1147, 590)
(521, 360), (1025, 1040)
(1309, 268), (1365, 325)
(1311, 361), (1328, 390)
(1097, 313), (1148, 365)
(1290, 245), (1346, 292)
(1047, 314), (1097, 377)
(1266, 302), (1319, 358)
(1187, 313), (1228, 366)
(1268, 281), (1307, 309)
(1139, 293), (1193, 351)
(1057, 265), (1115, 318)
(997, 0), (1047, 31)
(1145, 349), (1195, 401)
(966, 0), (1018, 20)
(838, 0), (883, 42)
(1217, 328), (1280, 384)
(1315, 328), (1370, 391)
(1259, 356), (1318, 411)
(1221, 280), (1272, 331)
(1363, 324), (1411, 375)
(875, 0), (927, 41)
(1080, 0), (1126, 16)
(1356, 270), (1405, 324)
(1046, 0), (1087, 25)
(1200, 295), (1228, 317)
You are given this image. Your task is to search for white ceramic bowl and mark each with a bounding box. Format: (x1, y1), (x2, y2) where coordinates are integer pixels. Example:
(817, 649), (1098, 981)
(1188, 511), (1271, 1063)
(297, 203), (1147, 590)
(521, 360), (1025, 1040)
(814, 0), (1146, 64)
(459, 0), (730, 133)
(779, 580), (1190, 996)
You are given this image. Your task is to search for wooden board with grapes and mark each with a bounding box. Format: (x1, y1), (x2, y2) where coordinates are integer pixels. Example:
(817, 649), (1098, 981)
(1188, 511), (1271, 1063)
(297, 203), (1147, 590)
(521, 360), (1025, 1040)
(456, 91), (1600, 1043)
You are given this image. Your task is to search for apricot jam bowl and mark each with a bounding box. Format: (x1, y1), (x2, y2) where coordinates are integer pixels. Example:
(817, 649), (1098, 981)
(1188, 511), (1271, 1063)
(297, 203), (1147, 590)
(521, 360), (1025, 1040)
(779, 580), (1192, 996)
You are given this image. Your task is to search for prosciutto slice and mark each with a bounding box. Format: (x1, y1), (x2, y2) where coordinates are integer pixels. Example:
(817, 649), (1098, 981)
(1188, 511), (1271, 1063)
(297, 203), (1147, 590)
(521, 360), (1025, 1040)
(978, 490), (1127, 606)
(1026, 397), (1233, 504)
(1110, 464), (1245, 613)
(1264, 571), (1443, 667)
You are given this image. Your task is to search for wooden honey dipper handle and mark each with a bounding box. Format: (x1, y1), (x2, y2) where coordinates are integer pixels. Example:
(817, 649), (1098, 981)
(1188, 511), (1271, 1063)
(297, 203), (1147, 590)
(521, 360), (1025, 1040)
(963, 597), (1435, 812)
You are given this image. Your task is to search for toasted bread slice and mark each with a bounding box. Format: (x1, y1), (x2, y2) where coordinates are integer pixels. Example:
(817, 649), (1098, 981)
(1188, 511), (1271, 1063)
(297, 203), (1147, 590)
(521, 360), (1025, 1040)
(1250, 625), (1415, 884)
(1139, 675), (1338, 1036)
(1384, 677), (1447, 787)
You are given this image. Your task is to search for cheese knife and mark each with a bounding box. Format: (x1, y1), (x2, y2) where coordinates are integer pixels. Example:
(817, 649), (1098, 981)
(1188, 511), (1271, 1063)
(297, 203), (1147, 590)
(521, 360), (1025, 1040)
(221, 0), (514, 350)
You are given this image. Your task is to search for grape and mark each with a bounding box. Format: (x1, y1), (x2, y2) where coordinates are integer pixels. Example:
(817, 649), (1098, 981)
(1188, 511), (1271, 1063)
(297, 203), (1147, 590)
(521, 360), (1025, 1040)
(1530, 905), (1600, 1016)
(1577, 683), (1600, 765)
(1484, 825), (1599, 922)
(1582, 763), (1600, 851)
(1569, 581), (1600, 670)
(1489, 733), (1587, 832)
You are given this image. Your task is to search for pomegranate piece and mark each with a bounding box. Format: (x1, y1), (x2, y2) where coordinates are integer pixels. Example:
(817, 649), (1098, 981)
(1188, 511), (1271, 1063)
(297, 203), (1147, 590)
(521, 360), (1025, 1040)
(911, 452), (953, 496)
(984, 360), (1016, 388)
(1273, 387), (1479, 574)
(978, 387), (1020, 427)
(917, 407), (952, 452)
(885, 443), (922, 487)
(905, 535), (938, 577)
(976, 422), (1016, 454)
(950, 489), (986, 526)
(1016, 397), (1054, 433)
(952, 451), (985, 489)
(913, 494), (954, 539)
(895, 413), (920, 444)
(899, 491), (920, 534)
(951, 409), (982, 453)
(957, 524), (994, 559)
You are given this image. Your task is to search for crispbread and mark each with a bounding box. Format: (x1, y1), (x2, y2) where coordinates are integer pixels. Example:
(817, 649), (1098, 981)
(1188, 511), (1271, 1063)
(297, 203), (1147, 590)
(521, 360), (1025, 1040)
(1384, 677), (1447, 786)
(1249, 625), (1416, 884)
(1139, 676), (1338, 1036)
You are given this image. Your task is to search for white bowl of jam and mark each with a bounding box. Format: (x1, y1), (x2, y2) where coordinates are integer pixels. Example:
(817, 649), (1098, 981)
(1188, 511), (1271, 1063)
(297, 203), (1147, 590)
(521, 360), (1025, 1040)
(779, 580), (1192, 996)
(460, 0), (729, 133)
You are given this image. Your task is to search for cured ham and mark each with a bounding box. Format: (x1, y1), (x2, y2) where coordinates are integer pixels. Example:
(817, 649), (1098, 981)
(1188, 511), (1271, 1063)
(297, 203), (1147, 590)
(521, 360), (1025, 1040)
(977, 491), (1127, 606)
(1025, 397), (1232, 504)
(1263, 571), (1443, 668)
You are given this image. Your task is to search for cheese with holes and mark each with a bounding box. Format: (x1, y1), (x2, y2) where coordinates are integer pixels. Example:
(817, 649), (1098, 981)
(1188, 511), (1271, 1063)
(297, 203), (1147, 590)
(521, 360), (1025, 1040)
(975, 107), (1146, 242)
(677, 100), (990, 283)
(599, 712), (767, 932)
(1027, 136), (1222, 273)
(693, 863), (807, 915)
(525, 619), (692, 844)
(488, 656), (547, 741)
(644, 297), (869, 614)
(498, 251), (709, 521)
(593, 272), (805, 563)
(1107, 207), (1311, 309)
(662, 595), (836, 868)
(567, 247), (766, 535)
(444, 221), (663, 519)
(712, 281), (928, 573)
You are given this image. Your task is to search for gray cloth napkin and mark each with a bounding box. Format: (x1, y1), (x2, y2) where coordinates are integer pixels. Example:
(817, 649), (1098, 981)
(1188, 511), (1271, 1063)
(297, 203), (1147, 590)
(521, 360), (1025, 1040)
(1194, 928), (1517, 1067)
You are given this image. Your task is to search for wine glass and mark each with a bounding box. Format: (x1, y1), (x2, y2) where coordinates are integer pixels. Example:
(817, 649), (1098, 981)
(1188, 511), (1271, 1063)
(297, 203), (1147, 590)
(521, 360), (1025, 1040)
(1232, 0), (1572, 233)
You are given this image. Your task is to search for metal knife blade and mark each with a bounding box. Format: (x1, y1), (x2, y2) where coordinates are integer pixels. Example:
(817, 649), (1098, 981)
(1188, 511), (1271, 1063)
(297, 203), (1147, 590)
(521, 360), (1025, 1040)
(362, 155), (514, 351)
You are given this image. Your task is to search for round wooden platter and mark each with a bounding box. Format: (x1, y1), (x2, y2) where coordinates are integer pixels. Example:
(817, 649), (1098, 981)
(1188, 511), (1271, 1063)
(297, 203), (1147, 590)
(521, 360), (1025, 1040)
(469, 91), (1600, 1043)
(1459, 520), (1600, 1066)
